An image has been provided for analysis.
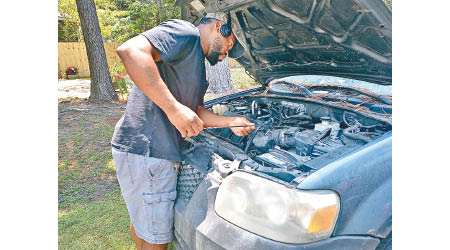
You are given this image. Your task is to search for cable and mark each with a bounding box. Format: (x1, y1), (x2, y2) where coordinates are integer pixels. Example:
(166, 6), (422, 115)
(343, 125), (372, 143)
(244, 119), (273, 154)
(343, 111), (379, 129)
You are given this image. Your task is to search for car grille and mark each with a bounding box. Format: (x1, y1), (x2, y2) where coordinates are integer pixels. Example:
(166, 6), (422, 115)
(176, 163), (205, 202)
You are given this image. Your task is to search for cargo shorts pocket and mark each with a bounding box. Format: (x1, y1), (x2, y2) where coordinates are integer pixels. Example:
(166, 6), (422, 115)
(143, 191), (177, 235)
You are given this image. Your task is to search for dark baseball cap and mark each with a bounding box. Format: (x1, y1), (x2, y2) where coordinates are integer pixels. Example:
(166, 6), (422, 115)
(204, 12), (246, 59)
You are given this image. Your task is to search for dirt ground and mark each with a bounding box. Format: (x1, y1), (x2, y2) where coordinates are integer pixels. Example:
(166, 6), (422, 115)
(58, 79), (124, 135)
(58, 80), (125, 149)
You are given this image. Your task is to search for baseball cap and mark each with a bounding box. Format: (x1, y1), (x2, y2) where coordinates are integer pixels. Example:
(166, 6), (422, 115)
(204, 12), (246, 59)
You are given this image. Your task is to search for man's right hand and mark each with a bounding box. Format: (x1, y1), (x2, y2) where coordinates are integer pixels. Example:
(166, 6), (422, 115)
(166, 102), (204, 138)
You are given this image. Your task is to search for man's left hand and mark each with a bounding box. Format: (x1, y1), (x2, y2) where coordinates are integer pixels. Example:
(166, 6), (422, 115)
(229, 117), (255, 136)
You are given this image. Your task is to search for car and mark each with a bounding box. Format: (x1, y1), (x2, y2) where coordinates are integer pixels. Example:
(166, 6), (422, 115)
(173, 0), (392, 249)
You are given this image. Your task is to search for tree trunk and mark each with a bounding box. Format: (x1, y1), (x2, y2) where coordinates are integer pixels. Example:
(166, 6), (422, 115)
(76, 0), (117, 102)
(205, 58), (234, 94)
(154, 0), (162, 24)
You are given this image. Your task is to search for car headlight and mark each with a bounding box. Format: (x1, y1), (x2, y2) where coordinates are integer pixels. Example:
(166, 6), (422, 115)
(215, 171), (340, 244)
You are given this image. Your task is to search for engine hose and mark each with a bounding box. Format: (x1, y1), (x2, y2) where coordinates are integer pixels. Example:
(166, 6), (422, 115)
(359, 132), (381, 137)
(295, 120), (312, 126)
(343, 126), (372, 143)
(343, 112), (379, 129)
(284, 113), (313, 120)
(342, 112), (353, 127)
(244, 123), (267, 154)
(244, 127), (260, 154)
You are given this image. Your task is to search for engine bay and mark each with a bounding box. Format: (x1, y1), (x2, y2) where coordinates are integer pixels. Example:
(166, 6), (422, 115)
(177, 96), (392, 201)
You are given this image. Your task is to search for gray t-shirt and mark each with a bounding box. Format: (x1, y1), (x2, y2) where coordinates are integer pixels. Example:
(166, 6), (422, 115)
(111, 19), (208, 161)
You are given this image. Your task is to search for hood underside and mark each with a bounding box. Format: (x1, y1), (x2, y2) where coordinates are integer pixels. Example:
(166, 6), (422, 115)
(179, 0), (392, 85)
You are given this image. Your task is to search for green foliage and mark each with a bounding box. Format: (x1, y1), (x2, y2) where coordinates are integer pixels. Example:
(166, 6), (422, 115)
(58, 0), (181, 42)
(107, 0), (181, 42)
(114, 74), (130, 100)
(110, 61), (132, 100)
(110, 60), (125, 77)
(58, 0), (82, 41)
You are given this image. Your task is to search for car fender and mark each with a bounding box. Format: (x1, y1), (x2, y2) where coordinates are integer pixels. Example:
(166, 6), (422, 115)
(298, 132), (392, 238)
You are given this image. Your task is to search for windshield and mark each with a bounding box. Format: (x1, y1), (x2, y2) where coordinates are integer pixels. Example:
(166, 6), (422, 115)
(284, 75), (392, 96)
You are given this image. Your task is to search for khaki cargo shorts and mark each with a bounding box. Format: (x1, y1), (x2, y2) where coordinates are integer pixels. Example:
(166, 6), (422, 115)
(112, 147), (179, 244)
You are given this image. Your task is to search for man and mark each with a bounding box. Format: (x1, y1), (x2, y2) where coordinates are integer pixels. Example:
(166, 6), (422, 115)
(111, 13), (255, 250)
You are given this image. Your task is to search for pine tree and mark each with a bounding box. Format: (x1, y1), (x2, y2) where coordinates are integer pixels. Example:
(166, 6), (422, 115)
(76, 0), (118, 102)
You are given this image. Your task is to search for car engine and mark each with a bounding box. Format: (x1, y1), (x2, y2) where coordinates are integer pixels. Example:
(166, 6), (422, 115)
(177, 96), (391, 202)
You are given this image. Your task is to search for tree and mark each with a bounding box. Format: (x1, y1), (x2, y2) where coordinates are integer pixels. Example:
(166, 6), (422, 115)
(206, 58), (234, 94)
(76, 0), (118, 102)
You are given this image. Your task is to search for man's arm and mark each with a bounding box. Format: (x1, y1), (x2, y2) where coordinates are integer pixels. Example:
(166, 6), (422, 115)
(197, 106), (255, 136)
(116, 35), (203, 138)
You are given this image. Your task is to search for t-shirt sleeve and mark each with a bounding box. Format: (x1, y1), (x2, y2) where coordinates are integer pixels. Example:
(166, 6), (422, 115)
(141, 20), (197, 64)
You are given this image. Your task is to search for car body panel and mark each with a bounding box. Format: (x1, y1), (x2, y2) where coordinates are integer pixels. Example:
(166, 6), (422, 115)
(299, 131), (392, 237)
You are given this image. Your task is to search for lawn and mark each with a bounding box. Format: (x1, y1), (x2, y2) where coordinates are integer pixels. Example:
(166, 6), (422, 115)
(58, 68), (256, 249)
(58, 100), (177, 250)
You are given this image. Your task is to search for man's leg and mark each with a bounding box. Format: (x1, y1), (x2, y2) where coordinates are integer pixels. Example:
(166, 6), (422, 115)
(131, 221), (168, 250)
(130, 221), (143, 250)
(142, 241), (168, 250)
(112, 148), (176, 250)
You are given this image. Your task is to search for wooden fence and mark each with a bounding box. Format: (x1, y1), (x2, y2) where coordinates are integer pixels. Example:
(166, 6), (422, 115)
(58, 42), (122, 79)
(58, 41), (241, 79)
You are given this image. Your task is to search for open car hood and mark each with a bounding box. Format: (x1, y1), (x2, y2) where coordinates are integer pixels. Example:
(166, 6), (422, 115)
(178, 0), (392, 85)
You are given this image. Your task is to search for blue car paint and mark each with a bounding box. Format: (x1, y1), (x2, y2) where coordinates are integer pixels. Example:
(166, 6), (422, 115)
(299, 131), (392, 238)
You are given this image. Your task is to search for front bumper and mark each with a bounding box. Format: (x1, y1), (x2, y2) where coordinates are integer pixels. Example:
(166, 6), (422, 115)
(173, 178), (380, 250)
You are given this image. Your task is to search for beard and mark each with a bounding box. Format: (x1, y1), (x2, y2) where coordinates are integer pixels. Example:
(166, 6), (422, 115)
(206, 37), (223, 66)
(206, 51), (220, 66)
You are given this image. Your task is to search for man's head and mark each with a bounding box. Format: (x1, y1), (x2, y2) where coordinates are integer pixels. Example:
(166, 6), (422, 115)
(198, 13), (245, 65)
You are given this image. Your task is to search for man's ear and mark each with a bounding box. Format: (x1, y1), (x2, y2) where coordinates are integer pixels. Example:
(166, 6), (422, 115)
(215, 20), (222, 29)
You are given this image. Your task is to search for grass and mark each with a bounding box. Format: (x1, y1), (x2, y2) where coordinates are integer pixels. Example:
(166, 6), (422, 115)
(58, 107), (176, 249)
(58, 67), (256, 249)
(59, 188), (176, 250)
(58, 103), (147, 249)
(59, 190), (178, 250)
(58, 190), (133, 250)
